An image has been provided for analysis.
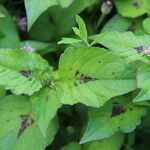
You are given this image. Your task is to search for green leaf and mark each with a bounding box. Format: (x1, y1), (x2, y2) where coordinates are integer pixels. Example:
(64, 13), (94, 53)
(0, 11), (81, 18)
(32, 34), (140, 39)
(83, 133), (124, 150)
(134, 64), (150, 101)
(24, 0), (74, 30)
(72, 27), (83, 39)
(75, 15), (87, 40)
(114, 0), (148, 18)
(91, 31), (150, 63)
(146, 0), (150, 15)
(0, 95), (58, 150)
(101, 15), (145, 35)
(29, 0), (97, 41)
(31, 88), (62, 135)
(58, 37), (82, 45)
(0, 5), (20, 48)
(72, 17), (89, 46)
(101, 15), (132, 33)
(57, 47), (137, 107)
(80, 96), (146, 143)
(0, 49), (51, 95)
(49, 0), (97, 36)
(143, 18), (150, 34)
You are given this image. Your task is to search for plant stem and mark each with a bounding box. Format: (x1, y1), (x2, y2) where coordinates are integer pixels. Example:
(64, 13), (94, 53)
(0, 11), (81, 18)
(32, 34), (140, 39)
(82, 38), (90, 47)
(96, 13), (106, 30)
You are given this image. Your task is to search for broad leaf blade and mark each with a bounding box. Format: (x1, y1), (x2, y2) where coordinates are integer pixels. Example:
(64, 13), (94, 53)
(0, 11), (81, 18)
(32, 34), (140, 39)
(29, 0), (97, 41)
(31, 88), (62, 135)
(57, 47), (137, 107)
(101, 15), (132, 33)
(80, 96), (146, 143)
(0, 49), (51, 95)
(114, 0), (147, 18)
(91, 31), (150, 63)
(0, 95), (58, 150)
(24, 0), (74, 30)
(0, 5), (20, 48)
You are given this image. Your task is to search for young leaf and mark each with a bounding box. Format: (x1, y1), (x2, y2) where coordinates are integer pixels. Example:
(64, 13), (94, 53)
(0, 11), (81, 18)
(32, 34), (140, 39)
(0, 95), (58, 150)
(31, 88), (62, 136)
(91, 31), (150, 63)
(58, 37), (82, 45)
(80, 96), (146, 143)
(75, 15), (87, 40)
(51, 0), (97, 35)
(24, 0), (74, 30)
(57, 47), (137, 107)
(114, 0), (147, 18)
(134, 64), (150, 102)
(72, 27), (83, 39)
(0, 5), (20, 48)
(0, 49), (52, 95)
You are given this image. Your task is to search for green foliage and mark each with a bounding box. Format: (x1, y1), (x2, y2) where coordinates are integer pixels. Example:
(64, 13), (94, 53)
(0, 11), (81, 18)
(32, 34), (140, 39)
(0, 5), (20, 48)
(31, 88), (62, 135)
(29, 0), (98, 41)
(0, 50), (51, 95)
(101, 15), (145, 35)
(134, 65), (150, 101)
(80, 96), (146, 143)
(24, 0), (74, 30)
(101, 15), (132, 33)
(57, 47), (136, 107)
(143, 18), (150, 34)
(0, 95), (58, 150)
(114, 0), (148, 18)
(1, 0), (150, 149)
(58, 37), (82, 45)
(91, 31), (150, 62)
(74, 15), (88, 40)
